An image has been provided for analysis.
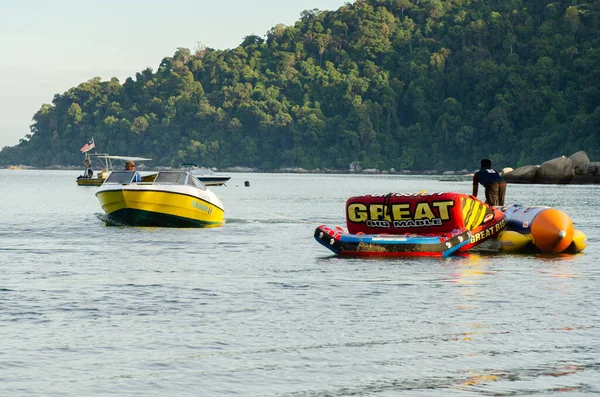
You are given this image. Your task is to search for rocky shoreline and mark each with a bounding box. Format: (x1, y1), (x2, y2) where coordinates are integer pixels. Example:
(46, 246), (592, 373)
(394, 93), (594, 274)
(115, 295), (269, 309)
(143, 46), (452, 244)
(502, 150), (599, 184)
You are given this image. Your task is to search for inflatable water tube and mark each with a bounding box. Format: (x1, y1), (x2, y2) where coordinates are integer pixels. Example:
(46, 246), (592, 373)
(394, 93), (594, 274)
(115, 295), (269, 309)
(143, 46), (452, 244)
(314, 225), (472, 257)
(314, 192), (507, 257)
(497, 204), (587, 253)
(345, 192), (507, 252)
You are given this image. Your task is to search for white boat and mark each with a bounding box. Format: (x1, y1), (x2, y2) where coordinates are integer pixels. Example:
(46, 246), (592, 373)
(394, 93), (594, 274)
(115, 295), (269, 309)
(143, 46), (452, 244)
(77, 156), (230, 187)
(77, 154), (152, 186)
(182, 163), (231, 186)
(95, 170), (224, 227)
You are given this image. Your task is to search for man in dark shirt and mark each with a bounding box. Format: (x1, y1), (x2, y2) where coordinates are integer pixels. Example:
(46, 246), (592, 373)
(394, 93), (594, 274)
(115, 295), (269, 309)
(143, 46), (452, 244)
(472, 159), (507, 206)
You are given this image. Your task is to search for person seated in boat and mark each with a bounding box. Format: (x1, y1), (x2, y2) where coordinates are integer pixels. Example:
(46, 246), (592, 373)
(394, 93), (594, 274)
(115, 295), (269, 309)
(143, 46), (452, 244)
(125, 160), (142, 182)
(472, 159), (507, 206)
(77, 167), (93, 179)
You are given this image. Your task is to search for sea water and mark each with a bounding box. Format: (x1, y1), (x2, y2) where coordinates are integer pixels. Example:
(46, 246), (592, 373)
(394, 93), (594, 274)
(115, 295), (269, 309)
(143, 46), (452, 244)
(0, 170), (599, 396)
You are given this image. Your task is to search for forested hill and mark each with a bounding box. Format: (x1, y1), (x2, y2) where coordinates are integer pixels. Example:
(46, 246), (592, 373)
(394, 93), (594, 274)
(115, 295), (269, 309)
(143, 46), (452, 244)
(1, 0), (599, 171)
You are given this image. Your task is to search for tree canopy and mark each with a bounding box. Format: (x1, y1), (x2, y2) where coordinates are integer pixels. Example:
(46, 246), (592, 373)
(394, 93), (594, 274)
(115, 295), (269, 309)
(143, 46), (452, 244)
(2, 0), (599, 171)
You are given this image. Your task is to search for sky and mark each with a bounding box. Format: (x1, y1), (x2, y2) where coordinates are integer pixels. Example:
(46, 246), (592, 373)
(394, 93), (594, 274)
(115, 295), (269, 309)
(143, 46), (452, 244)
(0, 0), (348, 148)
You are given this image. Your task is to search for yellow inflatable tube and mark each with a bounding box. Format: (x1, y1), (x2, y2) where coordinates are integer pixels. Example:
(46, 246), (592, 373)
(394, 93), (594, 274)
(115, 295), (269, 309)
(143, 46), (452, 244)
(499, 205), (586, 253)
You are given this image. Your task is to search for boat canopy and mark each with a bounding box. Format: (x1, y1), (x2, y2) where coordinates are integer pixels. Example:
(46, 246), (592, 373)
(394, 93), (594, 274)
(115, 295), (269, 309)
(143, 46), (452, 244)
(83, 153), (152, 173)
(93, 155), (152, 161)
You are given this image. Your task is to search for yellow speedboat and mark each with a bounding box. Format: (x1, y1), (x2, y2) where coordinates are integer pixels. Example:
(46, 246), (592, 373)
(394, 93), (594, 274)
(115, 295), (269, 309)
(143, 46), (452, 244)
(95, 170), (224, 227)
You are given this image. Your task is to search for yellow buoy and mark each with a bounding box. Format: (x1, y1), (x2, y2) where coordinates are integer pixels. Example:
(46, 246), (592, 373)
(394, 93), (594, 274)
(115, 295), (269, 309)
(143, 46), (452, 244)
(564, 229), (587, 253)
(497, 230), (533, 253)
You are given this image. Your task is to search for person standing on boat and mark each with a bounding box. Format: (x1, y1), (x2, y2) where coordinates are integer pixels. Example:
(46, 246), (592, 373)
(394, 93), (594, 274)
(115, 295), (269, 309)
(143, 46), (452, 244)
(125, 160), (142, 182)
(472, 159), (507, 206)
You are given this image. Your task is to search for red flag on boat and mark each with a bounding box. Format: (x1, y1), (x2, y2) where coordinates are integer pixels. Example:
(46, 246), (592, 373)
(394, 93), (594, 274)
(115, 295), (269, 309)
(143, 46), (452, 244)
(80, 138), (95, 153)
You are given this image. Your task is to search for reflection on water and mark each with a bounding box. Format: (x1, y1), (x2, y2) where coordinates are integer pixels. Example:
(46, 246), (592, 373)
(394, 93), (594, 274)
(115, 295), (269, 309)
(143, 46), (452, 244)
(444, 254), (497, 304)
(454, 363), (589, 394)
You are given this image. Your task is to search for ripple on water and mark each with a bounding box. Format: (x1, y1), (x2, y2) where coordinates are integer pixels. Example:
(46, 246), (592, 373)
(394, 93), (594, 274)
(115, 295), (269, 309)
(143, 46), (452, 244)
(1, 172), (600, 396)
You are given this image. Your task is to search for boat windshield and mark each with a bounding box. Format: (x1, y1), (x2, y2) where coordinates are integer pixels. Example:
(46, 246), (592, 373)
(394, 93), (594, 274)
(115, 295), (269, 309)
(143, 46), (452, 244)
(186, 174), (207, 190)
(155, 172), (186, 185)
(154, 172), (207, 190)
(104, 171), (136, 184)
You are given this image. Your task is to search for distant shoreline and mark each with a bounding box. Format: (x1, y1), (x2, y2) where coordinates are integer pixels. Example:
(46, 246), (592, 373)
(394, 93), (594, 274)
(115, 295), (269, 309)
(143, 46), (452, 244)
(3, 164), (474, 177)
(6, 166), (598, 184)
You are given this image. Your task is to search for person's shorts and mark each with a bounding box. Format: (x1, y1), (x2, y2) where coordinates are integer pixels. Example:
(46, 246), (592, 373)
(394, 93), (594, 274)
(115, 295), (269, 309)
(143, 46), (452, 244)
(485, 181), (507, 206)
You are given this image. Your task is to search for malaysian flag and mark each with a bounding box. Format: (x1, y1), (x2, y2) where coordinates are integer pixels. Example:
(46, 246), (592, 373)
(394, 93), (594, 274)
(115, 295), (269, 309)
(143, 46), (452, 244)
(80, 138), (95, 153)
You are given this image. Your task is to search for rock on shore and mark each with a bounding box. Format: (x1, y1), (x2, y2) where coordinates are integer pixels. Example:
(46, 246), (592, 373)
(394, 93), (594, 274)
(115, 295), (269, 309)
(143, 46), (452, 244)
(503, 150), (600, 184)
